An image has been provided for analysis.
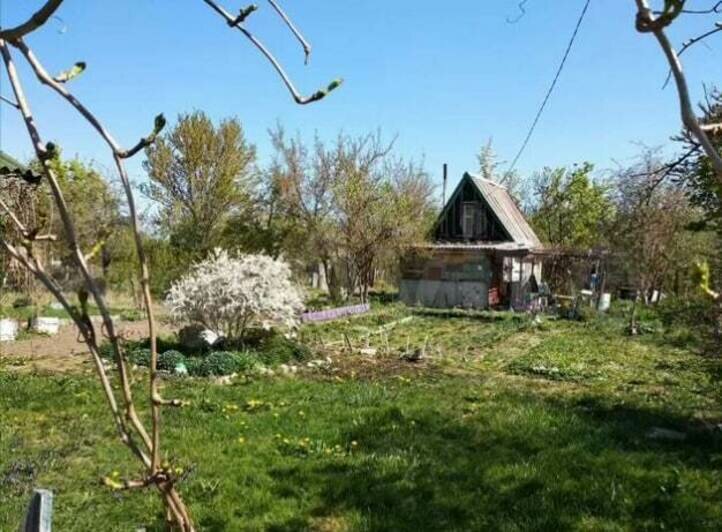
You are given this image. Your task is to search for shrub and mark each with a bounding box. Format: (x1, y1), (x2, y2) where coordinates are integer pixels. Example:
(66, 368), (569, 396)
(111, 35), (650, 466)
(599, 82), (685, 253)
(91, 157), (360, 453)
(98, 341), (115, 360)
(158, 350), (186, 372)
(257, 333), (311, 366)
(12, 296), (32, 308)
(196, 351), (257, 377)
(166, 250), (304, 342)
(656, 296), (716, 329)
(120, 309), (144, 322)
(128, 348), (151, 367)
(184, 357), (204, 376)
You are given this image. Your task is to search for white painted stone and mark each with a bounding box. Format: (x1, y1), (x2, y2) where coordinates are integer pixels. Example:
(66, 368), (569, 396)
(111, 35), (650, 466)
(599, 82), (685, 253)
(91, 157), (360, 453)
(32, 317), (61, 336)
(0, 319), (18, 342)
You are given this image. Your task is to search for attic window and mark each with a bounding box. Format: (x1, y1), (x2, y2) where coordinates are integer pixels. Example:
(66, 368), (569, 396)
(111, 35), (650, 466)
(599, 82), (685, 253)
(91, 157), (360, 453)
(462, 202), (480, 238)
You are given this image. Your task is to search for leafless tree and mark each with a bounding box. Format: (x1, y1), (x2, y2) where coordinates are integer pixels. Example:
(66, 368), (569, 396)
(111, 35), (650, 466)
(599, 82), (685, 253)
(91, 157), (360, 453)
(0, 1), (340, 530)
(633, 1), (722, 306)
(634, 1), (722, 181)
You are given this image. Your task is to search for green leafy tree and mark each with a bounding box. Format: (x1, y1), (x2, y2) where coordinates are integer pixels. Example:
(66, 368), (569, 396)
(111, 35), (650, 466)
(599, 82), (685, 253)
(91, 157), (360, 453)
(28, 155), (121, 284)
(143, 111), (257, 260)
(529, 163), (612, 249)
(528, 163), (613, 290)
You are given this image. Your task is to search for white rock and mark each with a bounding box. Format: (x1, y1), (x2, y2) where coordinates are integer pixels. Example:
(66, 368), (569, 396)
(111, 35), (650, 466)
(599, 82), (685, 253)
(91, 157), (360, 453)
(0, 319), (18, 342)
(32, 317), (61, 336)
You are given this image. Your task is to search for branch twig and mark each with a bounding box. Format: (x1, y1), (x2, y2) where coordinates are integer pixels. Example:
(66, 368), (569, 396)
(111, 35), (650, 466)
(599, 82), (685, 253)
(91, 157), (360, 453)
(635, 0), (722, 181)
(0, 94), (19, 108)
(267, 0), (312, 64)
(0, 0), (65, 40)
(201, 0), (341, 105)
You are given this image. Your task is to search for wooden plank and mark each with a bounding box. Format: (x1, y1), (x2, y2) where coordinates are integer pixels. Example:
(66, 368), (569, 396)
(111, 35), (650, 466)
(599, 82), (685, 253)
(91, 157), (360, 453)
(22, 489), (53, 532)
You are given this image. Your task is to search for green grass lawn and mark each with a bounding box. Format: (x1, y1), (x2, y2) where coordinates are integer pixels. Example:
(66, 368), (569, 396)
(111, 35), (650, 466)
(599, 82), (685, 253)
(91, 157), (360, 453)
(1, 306), (721, 531)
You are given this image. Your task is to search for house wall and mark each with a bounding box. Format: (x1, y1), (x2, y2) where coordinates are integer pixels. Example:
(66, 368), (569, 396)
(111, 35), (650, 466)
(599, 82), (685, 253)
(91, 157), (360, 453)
(400, 250), (543, 310)
(399, 250), (493, 309)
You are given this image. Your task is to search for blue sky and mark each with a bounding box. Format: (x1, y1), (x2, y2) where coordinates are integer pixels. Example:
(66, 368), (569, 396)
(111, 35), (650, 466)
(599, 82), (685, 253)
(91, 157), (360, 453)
(2, 1), (721, 194)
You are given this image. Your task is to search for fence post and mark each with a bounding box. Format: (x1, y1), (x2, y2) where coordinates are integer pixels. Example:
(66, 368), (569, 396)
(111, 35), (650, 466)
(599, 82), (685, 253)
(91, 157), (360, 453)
(21, 489), (53, 532)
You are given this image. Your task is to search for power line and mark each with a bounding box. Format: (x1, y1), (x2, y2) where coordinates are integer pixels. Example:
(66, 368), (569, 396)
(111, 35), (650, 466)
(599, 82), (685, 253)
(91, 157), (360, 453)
(503, 0), (592, 181)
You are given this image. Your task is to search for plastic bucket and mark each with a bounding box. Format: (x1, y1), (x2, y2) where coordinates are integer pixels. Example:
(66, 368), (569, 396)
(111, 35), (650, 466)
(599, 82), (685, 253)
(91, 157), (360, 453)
(598, 293), (612, 312)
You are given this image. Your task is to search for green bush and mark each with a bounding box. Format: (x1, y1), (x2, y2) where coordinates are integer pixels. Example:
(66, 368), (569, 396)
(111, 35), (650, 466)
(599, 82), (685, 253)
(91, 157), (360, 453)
(12, 296), (32, 308)
(257, 333), (311, 366)
(120, 309), (144, 322)
(656, 296), (716, 329)
(158, 350), (186, 372)
(128, 348), (151, 367)
(98, 341), (115, 360)
(184, 357), (204, 376)
(196, 351), (257, 377)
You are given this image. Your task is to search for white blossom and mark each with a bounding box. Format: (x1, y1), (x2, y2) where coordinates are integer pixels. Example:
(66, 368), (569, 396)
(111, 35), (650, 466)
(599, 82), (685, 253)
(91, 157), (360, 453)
(165, 250), (304, 340)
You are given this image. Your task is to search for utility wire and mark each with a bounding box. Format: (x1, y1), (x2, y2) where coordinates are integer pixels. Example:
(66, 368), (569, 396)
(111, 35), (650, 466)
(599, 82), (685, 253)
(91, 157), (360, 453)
(503, 0), (592, 182)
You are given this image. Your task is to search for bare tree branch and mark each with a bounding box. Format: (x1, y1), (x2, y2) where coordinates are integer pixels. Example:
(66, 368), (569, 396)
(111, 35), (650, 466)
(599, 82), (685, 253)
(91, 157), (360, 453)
(635, 0), (722, 181)
(678, 1), (722, 14)
(662, 22), (722, 89)
(0, 0), (65, 40)
(267, 0), (312, 64)
(201, 0), (342, 105)
(0, 94), (20, 108)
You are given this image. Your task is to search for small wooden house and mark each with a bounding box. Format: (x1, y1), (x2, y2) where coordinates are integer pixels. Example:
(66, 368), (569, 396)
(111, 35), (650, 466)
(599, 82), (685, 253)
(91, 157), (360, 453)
(400, 172), (544, 309)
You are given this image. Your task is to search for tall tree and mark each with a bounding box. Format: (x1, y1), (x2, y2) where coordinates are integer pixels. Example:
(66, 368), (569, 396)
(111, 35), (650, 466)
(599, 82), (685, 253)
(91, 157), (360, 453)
(528, 163), (613, 290)
(0, 1), (340, 528)
(529, 163), (612, 249)
(143, 112), (257, 258)
(270, 127), (435, 302)
(613, 149), (711, 303)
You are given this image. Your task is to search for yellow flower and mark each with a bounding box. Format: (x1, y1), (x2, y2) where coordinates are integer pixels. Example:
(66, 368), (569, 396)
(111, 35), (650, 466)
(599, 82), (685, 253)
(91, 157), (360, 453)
(111, 470), (120, 478)
(174, 467), (184, 475)
(298, 410), (305, 417)
(351, 441), (358, 447)
(238, 437), (246, 444)
(283, 438), (290, 444)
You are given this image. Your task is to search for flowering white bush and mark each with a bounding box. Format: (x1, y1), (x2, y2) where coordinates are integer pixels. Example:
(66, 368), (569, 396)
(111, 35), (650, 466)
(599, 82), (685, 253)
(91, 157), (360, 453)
(166, 251), (304, 341)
